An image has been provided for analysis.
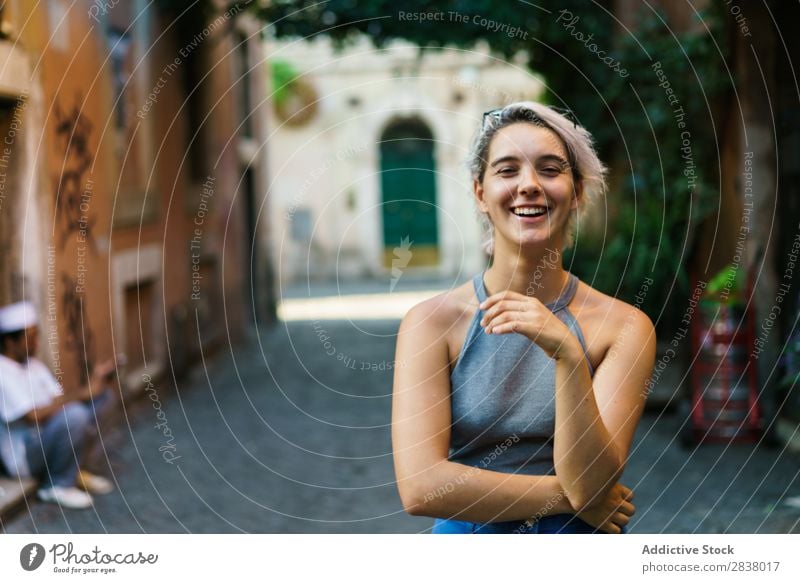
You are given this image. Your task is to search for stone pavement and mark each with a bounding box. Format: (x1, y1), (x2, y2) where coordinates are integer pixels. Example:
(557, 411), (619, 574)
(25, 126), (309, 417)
(2, 307), (799, 533)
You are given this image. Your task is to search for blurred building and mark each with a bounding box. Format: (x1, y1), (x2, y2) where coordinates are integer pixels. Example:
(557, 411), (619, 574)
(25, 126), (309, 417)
(264, 35), (543, 283)
(0, 0), (272, 396)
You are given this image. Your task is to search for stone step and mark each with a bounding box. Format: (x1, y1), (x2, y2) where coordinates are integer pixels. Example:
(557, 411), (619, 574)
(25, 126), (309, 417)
(0, 476), (38, 519)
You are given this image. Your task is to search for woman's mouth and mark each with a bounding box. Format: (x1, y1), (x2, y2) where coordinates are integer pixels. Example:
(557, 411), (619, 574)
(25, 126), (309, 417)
(511, 205), (549, 223)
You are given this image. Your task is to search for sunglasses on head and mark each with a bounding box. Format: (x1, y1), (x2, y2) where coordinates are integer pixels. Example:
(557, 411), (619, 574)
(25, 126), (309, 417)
(482, 105), (578, 129)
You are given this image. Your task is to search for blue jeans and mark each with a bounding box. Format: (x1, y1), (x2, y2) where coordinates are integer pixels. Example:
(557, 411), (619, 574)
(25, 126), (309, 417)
(432, 513), (627, 534)
(23, 392), (111, 488)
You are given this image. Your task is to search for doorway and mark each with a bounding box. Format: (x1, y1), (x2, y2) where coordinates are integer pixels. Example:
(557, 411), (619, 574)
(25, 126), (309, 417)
(379, 118), (439, 268)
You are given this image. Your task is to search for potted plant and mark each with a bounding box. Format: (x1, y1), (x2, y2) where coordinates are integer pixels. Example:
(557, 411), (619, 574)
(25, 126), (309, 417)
(699, 264), (747, 339)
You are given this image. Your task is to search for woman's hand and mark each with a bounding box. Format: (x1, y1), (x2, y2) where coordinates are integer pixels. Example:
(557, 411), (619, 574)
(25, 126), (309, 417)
(574, 483), (636, 534)
(479, 289), (582, 361)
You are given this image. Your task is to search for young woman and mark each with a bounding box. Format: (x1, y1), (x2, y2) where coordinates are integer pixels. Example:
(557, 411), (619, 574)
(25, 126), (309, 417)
(391, 102), (656, 534)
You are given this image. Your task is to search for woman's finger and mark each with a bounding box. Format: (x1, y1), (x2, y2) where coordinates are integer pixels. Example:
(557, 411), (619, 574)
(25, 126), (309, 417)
(480, 300), (530, 325)
(486, 312), (527, 334)
(595, 523), (611, 534)
(613, 512), (630, 526)
(488, 320), (520, 335)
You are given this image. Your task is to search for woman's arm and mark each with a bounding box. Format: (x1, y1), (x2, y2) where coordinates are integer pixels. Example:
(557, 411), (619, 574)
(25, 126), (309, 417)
(392, 299), (574, 523)
(551, 308), (656, 511)
(479, 292), (656, 513)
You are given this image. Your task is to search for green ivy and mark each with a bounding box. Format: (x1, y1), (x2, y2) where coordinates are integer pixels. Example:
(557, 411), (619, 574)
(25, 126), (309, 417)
(270, 59), (302, 105)
(566, 3), (732, 325)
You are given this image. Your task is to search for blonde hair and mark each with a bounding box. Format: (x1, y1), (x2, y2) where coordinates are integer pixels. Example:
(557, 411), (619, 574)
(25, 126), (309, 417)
(466, 101), (608, 254)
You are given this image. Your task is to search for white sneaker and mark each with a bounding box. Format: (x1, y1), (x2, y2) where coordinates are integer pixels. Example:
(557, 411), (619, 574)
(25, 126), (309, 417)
(77, 470), (114, 495)
(37, 486), (94, 509)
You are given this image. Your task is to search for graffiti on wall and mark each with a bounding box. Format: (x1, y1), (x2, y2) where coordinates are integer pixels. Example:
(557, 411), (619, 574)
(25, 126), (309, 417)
(52, 97), (96, 250)
(52, 97), (98, 383)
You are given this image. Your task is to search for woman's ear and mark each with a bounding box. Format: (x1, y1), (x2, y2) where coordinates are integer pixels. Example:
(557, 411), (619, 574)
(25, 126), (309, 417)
(473, 178), (489, 213)
(571, 180), (584, 211)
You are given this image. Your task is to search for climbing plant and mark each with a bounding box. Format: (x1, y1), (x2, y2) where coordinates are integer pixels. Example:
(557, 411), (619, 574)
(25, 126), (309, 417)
(570, 5), (732, 324)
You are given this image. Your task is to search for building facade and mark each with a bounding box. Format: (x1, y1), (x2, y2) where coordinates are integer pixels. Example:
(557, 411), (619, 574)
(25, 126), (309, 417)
(0, 0), (271, 396)
(263, 35), (544, 283)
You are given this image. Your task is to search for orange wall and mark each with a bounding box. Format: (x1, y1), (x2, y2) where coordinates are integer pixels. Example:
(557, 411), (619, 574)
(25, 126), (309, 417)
(35, 6), (115, 388)
(11, 2), (248, 391)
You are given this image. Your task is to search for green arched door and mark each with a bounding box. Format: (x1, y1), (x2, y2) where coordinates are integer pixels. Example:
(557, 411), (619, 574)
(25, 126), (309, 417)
(380, 119), (439, 268)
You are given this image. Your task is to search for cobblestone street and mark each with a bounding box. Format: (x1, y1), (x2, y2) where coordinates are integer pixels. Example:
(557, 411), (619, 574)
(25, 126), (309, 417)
(3, 301), (800, 533)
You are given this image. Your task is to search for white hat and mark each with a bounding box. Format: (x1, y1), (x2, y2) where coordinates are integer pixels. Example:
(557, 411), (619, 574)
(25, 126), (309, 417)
(0, 301), (39, 333)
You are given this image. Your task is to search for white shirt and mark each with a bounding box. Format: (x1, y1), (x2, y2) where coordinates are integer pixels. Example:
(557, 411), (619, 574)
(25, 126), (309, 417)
(0, 354), (63, 477)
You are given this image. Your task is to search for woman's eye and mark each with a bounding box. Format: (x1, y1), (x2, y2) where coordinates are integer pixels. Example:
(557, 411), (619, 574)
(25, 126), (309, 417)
(539, 167), (561, 175)
(497, 167), (517, 175)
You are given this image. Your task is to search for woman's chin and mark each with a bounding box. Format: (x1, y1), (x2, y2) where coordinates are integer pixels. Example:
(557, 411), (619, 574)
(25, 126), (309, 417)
(508, 230), (561, 249)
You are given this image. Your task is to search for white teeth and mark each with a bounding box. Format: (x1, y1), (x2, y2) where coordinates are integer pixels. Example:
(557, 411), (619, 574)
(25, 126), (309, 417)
(513, 207), (547, 216)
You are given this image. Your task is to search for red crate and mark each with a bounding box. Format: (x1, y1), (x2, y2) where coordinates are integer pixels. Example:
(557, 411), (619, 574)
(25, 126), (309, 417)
(687, 273), (762, 444)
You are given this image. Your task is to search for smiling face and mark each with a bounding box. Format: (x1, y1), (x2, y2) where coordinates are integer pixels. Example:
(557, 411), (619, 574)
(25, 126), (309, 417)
(474, 123), (582, 254)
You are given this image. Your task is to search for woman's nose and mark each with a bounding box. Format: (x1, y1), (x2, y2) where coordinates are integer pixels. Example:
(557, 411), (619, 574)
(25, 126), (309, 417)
(517, 166), (542, 195)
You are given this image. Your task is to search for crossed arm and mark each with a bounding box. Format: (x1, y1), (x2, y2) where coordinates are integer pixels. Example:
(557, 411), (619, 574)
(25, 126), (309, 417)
(551, 310), (656, 510)
(391, 299), (655, 524)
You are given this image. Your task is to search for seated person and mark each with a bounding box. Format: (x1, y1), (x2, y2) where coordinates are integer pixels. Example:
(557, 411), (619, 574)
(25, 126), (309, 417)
(0, 301), (116, 509)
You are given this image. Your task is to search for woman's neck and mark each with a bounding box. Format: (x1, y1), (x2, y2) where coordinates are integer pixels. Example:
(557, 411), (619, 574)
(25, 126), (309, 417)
(484, 244), (568, 304)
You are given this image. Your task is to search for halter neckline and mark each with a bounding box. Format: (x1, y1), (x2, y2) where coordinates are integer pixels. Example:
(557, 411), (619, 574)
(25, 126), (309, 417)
(475, 270), (578, 313)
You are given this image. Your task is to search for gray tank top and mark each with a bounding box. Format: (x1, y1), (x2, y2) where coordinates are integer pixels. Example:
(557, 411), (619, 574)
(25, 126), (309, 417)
(448, 270), (595, 476)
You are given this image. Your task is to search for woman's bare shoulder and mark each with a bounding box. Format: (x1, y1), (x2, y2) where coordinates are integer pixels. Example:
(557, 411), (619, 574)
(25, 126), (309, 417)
(401, 280), (477, 334)
(579, 278), (655, 323)
(398, 280), (478, 371)
(572, 280), (656, 361)
(574, 279), (648, 317)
